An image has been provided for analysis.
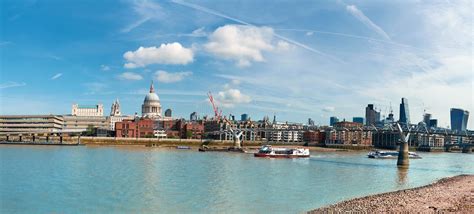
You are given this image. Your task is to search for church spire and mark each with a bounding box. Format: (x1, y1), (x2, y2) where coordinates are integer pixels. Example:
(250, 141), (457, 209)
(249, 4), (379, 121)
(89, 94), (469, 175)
(150, 80), (155, 93)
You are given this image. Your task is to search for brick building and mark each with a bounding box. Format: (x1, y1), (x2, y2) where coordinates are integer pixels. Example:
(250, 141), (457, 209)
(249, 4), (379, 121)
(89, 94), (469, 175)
(115, 118), (155, 138)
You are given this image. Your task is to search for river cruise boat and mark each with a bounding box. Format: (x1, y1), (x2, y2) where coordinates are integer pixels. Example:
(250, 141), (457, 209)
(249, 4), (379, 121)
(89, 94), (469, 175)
(368, 150), (422, 159)
(254, 145), (310, 158)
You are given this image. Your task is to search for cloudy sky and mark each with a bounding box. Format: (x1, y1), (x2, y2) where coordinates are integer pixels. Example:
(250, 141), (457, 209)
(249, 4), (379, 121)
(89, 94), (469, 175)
(0, 0), (472, 129)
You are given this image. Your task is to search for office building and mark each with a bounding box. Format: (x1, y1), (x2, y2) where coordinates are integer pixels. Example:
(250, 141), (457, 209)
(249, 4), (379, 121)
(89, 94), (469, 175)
(241, 114), (249, 121)
(0, 115), (64, 133)
(450, 108), (469, 132)
(190, 112), (198, 121)
(308, 118), (315, 126)
(164, 109), (172, 117)
(365, 104), (380, 126)
(329, 116), (339, 126)
(352, 117), (364, 124)
(399, 98), (410, 125)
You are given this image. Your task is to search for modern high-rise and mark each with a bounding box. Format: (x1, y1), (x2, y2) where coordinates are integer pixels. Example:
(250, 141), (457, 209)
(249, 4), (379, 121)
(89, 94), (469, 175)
(399, 98), (410, 125)
(329, 116), (339, 126)
(423, 113), (432, 126)
(164, 109), (172, 117)
(365, 104), (380, 126)
(352, 117), (364, 124)
(308, 118), (315, 126)
(241, 114), (249, 121)
(450, 108), (469, 132)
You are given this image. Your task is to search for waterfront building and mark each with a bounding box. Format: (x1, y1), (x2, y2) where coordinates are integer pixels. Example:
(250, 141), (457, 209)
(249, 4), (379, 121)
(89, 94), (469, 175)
(72, 104), (103, 116)
(303, 130), (324, 144)
(63, 115), (108, 132)
(142, 81), (162, 118)
(329, 116), (339, 126)
(352, 117), (364, 124)
(115, 118), (156, 138)
(241, 114), (249, 121)
(450, 108), (469, 132)
(399, 98), (410, 125)
(190, 112), (198, 121)
(0, 115), (64, 133)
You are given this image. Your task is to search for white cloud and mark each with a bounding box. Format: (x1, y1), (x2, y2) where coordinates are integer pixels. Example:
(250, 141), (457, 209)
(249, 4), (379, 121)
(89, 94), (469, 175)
(154, 70), (192, 83)
(0, 81), (26, 89)
(123, 42), (194, 68)
(51, 73), (63, 80)
(346, 5), (391, 40)
(306, 31), (314, 36)
(101, 65), (110, 71)
(205, 25), (288, 67)
(117, 72), (143, 81)
(216, 87), (251, 108)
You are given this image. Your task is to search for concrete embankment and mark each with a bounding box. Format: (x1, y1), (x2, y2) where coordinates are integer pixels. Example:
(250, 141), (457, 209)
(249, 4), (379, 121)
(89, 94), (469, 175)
(80, 137), (264, 147)
(308, 175), (474, 213)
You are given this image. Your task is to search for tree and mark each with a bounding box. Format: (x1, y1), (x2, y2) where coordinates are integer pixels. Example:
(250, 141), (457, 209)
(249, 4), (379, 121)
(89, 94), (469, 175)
(185, 130), (193, 139)
(85, 125), (95, 136)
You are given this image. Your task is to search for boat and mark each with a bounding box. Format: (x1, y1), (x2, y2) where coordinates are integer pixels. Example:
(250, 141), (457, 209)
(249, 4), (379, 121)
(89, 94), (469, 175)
(198, 145), (245, 153)
(367, 150), (422, 159)
(254, 145), (310, 158)
(176, 146), (191, 150)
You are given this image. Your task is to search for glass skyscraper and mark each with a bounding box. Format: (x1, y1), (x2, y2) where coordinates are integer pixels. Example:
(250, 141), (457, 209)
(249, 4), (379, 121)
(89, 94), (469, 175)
(330, 116), (339, 126)
(352, 117), (364, 124)
(450, 108), (469, 132)
(399, 98), (410, 125)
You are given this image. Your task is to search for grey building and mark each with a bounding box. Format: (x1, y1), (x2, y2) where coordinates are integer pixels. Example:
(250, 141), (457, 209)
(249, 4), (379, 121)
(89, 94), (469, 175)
(165, 109), (172, 117)
(365, 104), (380, 126)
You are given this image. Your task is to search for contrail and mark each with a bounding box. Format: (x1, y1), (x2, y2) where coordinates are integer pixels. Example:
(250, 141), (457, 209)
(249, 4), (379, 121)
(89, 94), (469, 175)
(171, 0), (344, 63)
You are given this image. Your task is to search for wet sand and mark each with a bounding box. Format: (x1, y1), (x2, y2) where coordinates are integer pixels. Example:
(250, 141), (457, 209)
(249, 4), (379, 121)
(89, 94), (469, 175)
(309, 174), (473, 213)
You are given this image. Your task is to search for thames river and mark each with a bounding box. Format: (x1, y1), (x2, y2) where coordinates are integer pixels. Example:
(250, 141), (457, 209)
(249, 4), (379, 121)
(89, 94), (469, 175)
(1, 145), (473, 213)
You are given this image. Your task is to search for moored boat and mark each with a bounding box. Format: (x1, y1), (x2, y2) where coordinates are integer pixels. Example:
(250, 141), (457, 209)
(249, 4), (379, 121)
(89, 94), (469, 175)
(254, 145), (310, 158)
(368, 150), (422, 159)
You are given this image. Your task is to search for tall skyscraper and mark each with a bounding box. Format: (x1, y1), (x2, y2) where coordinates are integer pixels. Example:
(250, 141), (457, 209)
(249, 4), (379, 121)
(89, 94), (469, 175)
(399, 98), (410, 125)
(330, 116), (339, 126)
(365, 104), (380, 126)
(450, 108), (469, 132)
(308, 118), (315, 126)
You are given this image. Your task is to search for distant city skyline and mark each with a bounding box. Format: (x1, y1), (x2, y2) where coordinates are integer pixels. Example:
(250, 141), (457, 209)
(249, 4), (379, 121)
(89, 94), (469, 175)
(0, 0), (472, 129)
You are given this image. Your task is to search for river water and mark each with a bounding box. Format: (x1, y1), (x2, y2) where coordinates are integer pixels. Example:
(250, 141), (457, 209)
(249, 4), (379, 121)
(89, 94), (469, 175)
(1, 145), (473, 213)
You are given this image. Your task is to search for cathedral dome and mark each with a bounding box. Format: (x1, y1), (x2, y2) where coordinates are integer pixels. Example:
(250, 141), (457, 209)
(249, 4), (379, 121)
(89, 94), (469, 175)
(142, 81), (162, 118)
(144, 92), (160, 102)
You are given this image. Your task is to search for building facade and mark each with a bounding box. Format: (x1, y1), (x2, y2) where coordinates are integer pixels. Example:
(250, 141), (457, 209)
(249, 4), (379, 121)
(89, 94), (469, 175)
(365, 104), (380, 126)
(115, 118), (156, 138)
(352, 117), (364, 124)
(0, 115), (64, 133)
(63, 115), (108, 132)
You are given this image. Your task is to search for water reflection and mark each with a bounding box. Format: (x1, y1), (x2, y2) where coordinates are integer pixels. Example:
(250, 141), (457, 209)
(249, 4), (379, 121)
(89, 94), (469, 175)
(396, 167), (409, 186)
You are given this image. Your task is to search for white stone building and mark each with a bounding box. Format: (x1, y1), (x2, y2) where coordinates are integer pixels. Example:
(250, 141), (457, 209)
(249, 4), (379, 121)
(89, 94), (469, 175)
(72, 104), (103, 116)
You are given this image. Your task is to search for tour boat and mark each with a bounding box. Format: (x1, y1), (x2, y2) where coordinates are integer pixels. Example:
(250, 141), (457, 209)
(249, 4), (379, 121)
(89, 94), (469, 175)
(367, 150), (422, 159)
(254, 145), (310, 158)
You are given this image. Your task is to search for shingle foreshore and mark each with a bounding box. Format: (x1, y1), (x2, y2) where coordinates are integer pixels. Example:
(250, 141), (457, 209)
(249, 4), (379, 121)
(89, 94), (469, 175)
(308, 174), (473, 213)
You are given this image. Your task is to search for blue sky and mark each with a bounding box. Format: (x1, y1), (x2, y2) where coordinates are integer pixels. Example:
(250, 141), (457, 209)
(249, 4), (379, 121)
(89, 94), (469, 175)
(1, 0), (472, 129)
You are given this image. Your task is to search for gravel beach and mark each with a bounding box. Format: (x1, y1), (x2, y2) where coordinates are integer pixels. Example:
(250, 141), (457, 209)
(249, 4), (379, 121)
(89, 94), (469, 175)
(309, 174), (473, 213)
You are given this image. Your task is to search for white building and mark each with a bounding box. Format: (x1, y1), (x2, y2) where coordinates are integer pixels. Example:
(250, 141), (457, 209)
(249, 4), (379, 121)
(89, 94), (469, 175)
(72, 104), (103, 116)
(142, 81), (162, 118)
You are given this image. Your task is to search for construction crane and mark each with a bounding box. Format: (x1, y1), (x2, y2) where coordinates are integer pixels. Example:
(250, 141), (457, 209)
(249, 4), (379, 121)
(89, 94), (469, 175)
(207, 91), (222, 121)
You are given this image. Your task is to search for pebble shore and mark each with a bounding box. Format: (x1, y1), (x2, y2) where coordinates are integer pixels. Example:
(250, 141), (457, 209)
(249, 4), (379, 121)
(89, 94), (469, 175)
(308, 174), (473, 213)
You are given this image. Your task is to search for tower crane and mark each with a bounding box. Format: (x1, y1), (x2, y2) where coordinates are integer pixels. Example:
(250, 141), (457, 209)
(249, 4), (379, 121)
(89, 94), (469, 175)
(207, 91), (222, 121)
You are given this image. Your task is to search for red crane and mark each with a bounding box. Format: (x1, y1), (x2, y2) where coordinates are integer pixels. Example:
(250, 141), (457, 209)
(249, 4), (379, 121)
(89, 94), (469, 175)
(207, 91), (222, 121)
